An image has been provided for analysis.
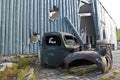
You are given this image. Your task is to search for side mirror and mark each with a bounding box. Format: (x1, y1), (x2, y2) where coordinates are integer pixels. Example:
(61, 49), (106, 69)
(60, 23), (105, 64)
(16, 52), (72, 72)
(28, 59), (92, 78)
(29, 33), (40, 44)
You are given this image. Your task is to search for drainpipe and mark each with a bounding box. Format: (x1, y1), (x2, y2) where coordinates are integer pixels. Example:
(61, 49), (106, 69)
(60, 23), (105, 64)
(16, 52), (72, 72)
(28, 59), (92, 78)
(91, 0), (101, 40)
(0, 26), (1, 54)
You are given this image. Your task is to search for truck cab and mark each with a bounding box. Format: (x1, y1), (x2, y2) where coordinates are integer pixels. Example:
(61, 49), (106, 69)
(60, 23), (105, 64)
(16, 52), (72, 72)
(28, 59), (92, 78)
(40, 32), (79, 67)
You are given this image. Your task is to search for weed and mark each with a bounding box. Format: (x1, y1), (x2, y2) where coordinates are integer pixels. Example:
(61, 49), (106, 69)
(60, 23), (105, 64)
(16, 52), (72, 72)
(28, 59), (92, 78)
(0, 56), (36, 80)
(60, 65), (98, 78)
(109, 75), (115, 79)
(101, 77), (111, 80)
(101, 70), (120, 80)
(0, 64), (19, 80)
(113, 70), (120, 75)
(33, 63), (41, 80)
(17, 67), (30, 80)
(17, 57), (35, 69)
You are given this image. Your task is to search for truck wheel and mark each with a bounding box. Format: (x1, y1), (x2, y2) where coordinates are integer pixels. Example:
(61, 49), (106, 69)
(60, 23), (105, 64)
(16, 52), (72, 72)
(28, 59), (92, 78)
(105, 47), (113, 69)
(101, 47), (113, 73)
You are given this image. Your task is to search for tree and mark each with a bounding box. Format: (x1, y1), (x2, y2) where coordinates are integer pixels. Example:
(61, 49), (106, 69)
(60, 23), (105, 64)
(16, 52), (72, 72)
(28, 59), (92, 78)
(116, 29), (120, 42)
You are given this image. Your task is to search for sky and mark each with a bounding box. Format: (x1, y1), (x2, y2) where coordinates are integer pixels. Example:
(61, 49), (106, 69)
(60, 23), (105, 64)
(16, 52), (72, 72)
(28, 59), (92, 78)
(99, 0), (120, 29)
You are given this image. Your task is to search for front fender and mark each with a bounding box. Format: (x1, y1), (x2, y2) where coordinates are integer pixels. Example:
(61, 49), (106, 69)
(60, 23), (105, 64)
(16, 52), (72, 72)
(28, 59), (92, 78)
(64, 51), (107, 73)
(64, 51), (102, 64)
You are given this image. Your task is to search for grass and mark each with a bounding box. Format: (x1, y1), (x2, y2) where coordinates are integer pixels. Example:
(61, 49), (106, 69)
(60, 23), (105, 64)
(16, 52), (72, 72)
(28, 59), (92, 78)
(33, 63), (41, 80)
(17, 66), (30, 80)
(0, 64), (18, 80)
(76, 65), (98, 77)
(101, 70), (120, 80)
(101, 74), (116, 80)
(101, 75), (115, 80)
(101, 77), (112, 80)
(60, 65), (98, 78)
(17, 56), (35, 69)
(0, 56), (36, 80)
(30, 75), (36, 80)
(113, 70), (120, 75)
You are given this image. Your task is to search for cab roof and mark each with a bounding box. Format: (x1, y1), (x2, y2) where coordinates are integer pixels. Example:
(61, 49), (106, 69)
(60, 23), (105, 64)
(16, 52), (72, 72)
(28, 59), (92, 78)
(43, 32), (76, 37)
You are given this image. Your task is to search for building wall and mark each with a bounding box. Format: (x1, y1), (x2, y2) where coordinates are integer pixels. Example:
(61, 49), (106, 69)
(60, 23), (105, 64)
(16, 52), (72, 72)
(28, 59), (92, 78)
(0, 0), (117, 55)
(79, 0), (117, 48)
(95, 0), (117, 48)
(0, 0), (81, 55)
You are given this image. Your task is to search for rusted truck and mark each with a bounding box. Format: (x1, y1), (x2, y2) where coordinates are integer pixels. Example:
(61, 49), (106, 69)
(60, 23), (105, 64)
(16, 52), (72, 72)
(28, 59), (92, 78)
(40, 32), (112, 73)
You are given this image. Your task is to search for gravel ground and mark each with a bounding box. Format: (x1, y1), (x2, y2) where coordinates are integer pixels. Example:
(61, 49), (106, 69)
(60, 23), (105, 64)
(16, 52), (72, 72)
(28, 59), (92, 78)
(38, 50), (120, 80)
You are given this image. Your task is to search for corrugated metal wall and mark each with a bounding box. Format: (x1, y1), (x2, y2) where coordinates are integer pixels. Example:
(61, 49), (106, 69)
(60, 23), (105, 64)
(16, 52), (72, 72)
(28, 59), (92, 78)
(0, 0), (117, 55)
(90, 0), (117, 48)
(0, 0), (81, 55)
(95, 0), (117, 48)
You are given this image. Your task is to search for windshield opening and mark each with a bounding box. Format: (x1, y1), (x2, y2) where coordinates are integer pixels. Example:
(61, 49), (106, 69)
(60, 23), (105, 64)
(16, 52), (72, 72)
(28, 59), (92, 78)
(64, 36), (78, 46)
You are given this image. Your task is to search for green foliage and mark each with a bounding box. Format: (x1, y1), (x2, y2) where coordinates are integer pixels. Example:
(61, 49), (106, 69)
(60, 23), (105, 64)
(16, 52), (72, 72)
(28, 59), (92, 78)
(116, 29), (120, 42)
(30, 74), (36, 80)
(101, 70), (120, 80)
(113, 70), (120, 75)
(17, 57), (35, 69)
(0, 64), (19, 80)
(17, 67), (30, 80)
(16, 56), (36, 79)
(101, 77), (112, 80)
(33, 64), (41, 80)
(101, 75), (116, 80)
(0, 56), (36, 80)
(61, 65), (98, 78)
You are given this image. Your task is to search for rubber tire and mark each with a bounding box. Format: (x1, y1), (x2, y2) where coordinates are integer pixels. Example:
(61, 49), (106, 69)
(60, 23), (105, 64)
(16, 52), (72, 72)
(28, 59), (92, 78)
(101, 47), (113, 73)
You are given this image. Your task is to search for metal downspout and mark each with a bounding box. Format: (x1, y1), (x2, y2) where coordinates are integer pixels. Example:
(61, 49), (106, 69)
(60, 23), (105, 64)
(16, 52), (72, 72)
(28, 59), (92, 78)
(0, 25), (1, 54)
(91, 0), (101, 40)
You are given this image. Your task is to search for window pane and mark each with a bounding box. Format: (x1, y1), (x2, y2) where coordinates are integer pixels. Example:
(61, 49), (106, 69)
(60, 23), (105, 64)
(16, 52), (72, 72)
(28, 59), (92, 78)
(46, 36), (61, 46)
(64, 36), (78, 46)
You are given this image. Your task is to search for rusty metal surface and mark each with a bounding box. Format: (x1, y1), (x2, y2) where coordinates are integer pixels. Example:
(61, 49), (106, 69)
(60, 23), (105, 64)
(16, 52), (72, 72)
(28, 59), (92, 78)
(64, 51), (102, 64)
